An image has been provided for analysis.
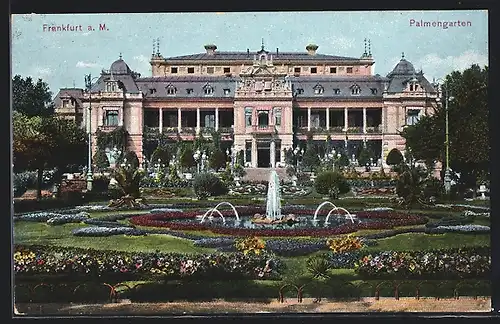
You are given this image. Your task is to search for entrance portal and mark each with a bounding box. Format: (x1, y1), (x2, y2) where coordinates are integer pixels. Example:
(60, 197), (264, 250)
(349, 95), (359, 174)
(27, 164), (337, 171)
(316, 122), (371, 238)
(257, 140), (271, 167)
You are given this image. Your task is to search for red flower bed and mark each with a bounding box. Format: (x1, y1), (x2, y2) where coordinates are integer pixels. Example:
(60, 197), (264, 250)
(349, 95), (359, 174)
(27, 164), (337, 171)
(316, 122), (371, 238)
(128, 207), (427, 237)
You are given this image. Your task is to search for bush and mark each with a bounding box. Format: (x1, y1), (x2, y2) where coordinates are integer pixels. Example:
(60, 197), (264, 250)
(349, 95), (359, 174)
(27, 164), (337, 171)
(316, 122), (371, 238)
(386, 148), (403, 166)
(119, 151), (140, 170)
(314, 171), (350, 198)
(93, 149), (110, 171)
(326, 235), (363, 254)
(192, 172), (228, 199)
(92, 176), (110, 192)
(235, 236), (266, 255)
(209, 149), (227, 172)
(422, 177), (445, 200)
(306, 254), (332, 279)
(13, 173), (30, 197)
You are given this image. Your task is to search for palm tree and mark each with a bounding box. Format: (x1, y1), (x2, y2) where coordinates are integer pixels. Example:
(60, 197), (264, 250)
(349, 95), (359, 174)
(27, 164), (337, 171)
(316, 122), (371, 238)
(108, 162), (146, 208)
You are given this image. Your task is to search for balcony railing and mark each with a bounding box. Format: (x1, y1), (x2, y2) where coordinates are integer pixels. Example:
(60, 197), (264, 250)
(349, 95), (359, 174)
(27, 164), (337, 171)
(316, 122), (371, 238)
(365, 126), (382, 134)
(347, 126), (363, 134)
(329, 126), (345, 133)
(180, 127), (196, 134)
(99, 125), (120, 132)
(251, 125), (276, 134)
(218, 127), (233, 134)
(162, 127), (179, 134)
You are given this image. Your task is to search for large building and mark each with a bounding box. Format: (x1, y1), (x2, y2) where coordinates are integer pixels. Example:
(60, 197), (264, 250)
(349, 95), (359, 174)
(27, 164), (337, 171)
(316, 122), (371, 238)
(54, 41), (440, 170)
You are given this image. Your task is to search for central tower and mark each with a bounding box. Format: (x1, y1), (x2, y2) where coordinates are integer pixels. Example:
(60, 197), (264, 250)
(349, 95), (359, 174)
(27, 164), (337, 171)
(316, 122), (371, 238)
(233, 45), (294, 168)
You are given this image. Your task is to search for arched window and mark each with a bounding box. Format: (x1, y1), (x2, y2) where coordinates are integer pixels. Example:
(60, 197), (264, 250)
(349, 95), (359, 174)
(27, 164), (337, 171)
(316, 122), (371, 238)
(351, 84), (361, 95)
(313, 84), (324, 95)
(166, 85), (177, 95)
(204, 84), (214, 95)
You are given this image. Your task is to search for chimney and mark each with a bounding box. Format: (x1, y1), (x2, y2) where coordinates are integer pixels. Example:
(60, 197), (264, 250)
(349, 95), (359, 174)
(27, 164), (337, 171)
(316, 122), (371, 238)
(306, 44), (318, 55)
(204, 44), (217, 55)
(276, 47), (279, 55)
(247, 48), (250, 56)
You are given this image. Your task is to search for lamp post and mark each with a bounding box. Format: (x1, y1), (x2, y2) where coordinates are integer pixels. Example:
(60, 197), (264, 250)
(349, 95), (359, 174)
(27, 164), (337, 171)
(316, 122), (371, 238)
(84, 74), (99, 191)
(436, 79), (453, 194)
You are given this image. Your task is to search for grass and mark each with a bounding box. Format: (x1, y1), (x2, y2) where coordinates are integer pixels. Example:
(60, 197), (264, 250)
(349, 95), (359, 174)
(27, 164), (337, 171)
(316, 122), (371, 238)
(13, 222), (214, 254)
(365, 232), (490, 252)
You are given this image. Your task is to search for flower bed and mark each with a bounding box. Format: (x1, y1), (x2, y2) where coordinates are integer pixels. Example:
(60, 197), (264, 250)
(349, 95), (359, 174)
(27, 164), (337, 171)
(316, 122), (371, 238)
(426, 225), (490, 234)
(13, 245), (284, 281)
(228, 183), (312, 197)
(13, 211), (90, 225)
(72, 226), (146, 237)
(127, 208), (427, 238)
(354, 246), (490, 279)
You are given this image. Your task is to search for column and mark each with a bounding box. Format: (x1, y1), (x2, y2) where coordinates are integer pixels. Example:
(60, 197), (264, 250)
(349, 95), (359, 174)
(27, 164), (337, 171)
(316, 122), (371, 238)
(363, 107), (367, 133)
(251, 138), (257, 167)
(344, 107), (348, 131)
(196, 108), (201, 133)
(177, 108), (182, 133)
(307, 107), (311, 131)
(270, 140), (276, 168)
(215, 107), (219, 131)
(326, 107), (330, 130)
(159, 108), (163, 134)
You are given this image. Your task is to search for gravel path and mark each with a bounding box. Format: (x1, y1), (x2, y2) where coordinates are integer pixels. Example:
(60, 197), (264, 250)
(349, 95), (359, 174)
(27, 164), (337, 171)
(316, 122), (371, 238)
(14, 297), (491, 315)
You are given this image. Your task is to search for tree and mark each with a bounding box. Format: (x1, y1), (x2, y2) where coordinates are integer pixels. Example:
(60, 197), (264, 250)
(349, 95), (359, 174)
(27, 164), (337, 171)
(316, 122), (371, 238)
(401, 64), (489, 191)
(13, 112), (87, 199)
(357, 145), (374, 166)
(301, 133), (320, 172)
(209, 149), (226, 171)
(386, 148), (404, 166)
(12, 75), (54, 117)
(150, 146), (171, 166)
(93, 149), (110, 171)
(180, 147), (196, 170)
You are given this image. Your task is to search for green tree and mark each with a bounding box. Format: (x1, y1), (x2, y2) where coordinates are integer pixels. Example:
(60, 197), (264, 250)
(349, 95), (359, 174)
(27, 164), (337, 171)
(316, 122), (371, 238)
(180, 146), (196, 170)
(301, 133), (320, 172)
(209, 149), (226, 172)
(13, 112), (87, 199)
(357, 145), (373, 166)
(402, 64), (489, 191)
(12, 75), (55, 117)
(93, 149), (110, 171)
(150, 146), (171, 166)
(386, 148), (404, 166)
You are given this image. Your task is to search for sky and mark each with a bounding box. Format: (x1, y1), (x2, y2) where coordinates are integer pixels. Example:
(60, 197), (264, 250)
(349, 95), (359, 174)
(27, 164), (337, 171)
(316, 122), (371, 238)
(11, 10), (488, 97)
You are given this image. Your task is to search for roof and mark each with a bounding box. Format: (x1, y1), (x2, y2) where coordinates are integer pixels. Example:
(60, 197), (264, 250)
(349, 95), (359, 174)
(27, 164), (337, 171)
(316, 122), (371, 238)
(291, 75), (387, 98)
(54, 88), (84, 107)
(387, 58), (416, 77)
(386, 73), (437, 93)
(165, 51), (362, 62)
(110, 58), (132, 74)
(136, 76), (237, 98)
(91, 73), (140, 93)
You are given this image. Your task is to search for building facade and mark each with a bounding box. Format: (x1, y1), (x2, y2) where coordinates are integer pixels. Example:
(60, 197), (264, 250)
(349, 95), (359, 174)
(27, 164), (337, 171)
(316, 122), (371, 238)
(54, 42), (440, 171)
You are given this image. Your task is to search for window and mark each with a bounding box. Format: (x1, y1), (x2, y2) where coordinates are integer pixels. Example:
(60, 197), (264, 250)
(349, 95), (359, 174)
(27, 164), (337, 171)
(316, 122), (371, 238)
(370, 88), (378, 95)
(205, 114), (215, 128)
(245, 107), (253, 127)
(294, 67), (301, 73)
(166, 85), (177, 95)
(330, 67), (337, 73)
(149, 88), (156, 94)
(223, 88), (231, 96)
(206, 67), (214, 74)
(296, 88), (304, 95)
(171, 67), (178, 74)
(351, 84), (361, 95)
(223, 67), (230, 74)
(407, 109), (421, 126)
(346, 67), (353, 74)
(62, 99), (69, 108)
(258, 111), (269, 127)
(187, 67), (195, 74)
(186, 88), (194, 94)
(204, 85), (214, 95)
(310, 67), (317, 74)
(333, 88), (341, 95)
(313, 85), (324, 95)
(410, 84), (414, 91)
(106, 83), (112, 92)
(104, 110), (119, 126)
(274, 108), (282, 126)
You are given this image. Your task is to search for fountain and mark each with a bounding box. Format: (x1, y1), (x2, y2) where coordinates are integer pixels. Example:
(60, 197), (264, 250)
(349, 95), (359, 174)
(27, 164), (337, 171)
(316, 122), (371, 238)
(252, 171), (298, 225)
(199, 202), (240, 224)
(313, 201), (357, 224)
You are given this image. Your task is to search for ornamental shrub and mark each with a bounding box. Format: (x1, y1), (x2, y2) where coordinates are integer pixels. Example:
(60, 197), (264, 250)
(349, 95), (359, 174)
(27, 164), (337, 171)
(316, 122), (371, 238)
(93, 149), (110, 172)
(235, 236), (266, 255)
(386, 148), (404, 166)
(314, 171), (350, 199)
(192, 172), (228, 199)
(326, 235), (364, 254)
(13, 173), (29, 197)
(209, 149), (227, 172)
(306, 253), (332, 279)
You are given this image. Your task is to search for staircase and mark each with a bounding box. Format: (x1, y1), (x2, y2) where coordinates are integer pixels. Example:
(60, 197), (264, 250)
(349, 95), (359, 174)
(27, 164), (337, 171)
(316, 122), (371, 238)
(242, 168), (291, 182)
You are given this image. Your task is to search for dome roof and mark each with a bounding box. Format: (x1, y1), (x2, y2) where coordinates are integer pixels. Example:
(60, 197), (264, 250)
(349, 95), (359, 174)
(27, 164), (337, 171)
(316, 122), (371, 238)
(110, 59), (131, 74)
(388, 58), (416, 77)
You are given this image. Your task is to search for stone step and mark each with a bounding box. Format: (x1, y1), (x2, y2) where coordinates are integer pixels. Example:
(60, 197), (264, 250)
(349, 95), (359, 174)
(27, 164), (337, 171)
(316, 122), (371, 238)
(242, 168), (290, 182)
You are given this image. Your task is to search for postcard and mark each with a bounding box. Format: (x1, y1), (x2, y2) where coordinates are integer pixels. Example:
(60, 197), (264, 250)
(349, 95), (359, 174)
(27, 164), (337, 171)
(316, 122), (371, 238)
(11, 10), (491, 316)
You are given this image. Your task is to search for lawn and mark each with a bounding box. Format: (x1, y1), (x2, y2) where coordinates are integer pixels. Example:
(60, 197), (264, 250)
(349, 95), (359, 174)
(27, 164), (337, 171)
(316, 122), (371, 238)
(13, 222), (214, 254)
